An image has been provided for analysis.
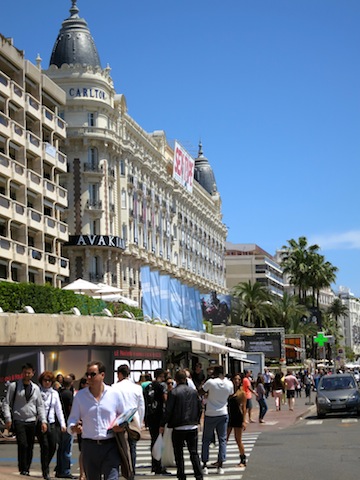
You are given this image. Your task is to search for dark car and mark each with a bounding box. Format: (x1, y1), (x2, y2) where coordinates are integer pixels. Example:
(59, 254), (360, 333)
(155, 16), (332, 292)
(316, 373), (360, 418)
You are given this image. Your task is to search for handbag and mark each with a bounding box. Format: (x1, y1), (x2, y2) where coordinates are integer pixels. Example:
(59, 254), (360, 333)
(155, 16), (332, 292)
(161, 426), (175, 467)
(152, 433), (164, 461)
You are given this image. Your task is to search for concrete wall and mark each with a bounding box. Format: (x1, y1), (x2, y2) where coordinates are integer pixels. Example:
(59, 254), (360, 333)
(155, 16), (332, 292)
(0, 313), (168, 349)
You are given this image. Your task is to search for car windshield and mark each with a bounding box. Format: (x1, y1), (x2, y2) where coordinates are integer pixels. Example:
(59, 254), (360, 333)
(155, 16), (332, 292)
(320, 377), (356, 390)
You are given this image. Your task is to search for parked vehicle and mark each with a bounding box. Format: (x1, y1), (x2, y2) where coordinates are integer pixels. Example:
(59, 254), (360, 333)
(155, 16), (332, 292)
(316, 373), (360, 418)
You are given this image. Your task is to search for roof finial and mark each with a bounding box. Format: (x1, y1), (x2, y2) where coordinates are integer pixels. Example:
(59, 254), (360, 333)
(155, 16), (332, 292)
(70, 0), (79, 17)
(198, 140), (203, 156)
(36, 53), (42, 70)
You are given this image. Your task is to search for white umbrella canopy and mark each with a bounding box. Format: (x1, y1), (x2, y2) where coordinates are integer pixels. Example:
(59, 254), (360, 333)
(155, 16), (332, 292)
(95, 283), (123, 295)
(92, 293), (139, 307)
(62, 278), (100, 295)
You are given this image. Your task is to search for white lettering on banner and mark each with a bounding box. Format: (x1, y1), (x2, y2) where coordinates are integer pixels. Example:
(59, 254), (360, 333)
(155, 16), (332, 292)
(173, 141), (195, 193)
(69, 87), (107, 100)
(114, 359), (162, 383)
(68, 235), (126, 250)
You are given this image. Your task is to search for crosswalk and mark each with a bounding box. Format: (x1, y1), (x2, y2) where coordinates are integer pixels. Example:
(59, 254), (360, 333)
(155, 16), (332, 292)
(1, 432), (261, 479)
(134, 432), (261, 479)
(306, 418), (358, 426)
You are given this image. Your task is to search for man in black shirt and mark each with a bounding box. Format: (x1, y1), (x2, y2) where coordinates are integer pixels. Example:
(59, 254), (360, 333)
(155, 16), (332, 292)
(55, 376), (74, 479)
(144, 368), (170, 475)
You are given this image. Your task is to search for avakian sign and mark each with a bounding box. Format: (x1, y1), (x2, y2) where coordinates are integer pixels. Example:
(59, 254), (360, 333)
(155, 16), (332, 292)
(67, 235), (125, 250)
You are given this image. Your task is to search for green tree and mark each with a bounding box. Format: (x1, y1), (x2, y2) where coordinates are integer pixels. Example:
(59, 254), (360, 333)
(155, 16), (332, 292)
(281, 236), (338, 307)
(270, 293), (309, 333)
(232, 281), (273, 328)
(308, 256), (338, 309)
(281, 236), (320, 304)
(328, 298), (349, 329)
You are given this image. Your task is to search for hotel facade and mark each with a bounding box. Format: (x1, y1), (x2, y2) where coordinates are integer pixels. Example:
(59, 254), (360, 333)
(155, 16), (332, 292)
(0, 34), (69, 286)
(44, 1), (227, 308)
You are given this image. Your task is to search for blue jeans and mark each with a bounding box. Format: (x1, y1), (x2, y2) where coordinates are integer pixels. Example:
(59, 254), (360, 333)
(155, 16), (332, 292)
(201, 414), (228, 465)
(56, 430), (73, 476)
(258, 398), (268, 420)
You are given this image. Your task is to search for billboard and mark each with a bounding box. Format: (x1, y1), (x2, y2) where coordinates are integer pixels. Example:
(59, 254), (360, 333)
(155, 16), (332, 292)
(243, 332), (281, 359)
(200, 291), (231, 325)
(173, 141), (195, 193)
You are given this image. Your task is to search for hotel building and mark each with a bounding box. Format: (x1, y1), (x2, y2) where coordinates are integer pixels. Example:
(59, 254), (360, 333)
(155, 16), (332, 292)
(44, 1), (227, 306)
(0, 34), (69, 285)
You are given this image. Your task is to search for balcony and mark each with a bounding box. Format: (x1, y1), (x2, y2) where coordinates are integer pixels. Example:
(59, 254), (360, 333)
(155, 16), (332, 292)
(43, 179), (57, 202)
(12, 201), (26, 223)
(58, 221), (68, 242)
(10, 81), (25, 108)
(0, 153), (11, 177)
(83, 162), (103, 174)
(0, 237), (12, 260)
(27, 170), (42, 190)
(85, 200), (102, 211)
(42, 106), (55, 130)
(0, 195), (11, 219)
(0, 72), (10, 97)
(26, 131), (42, 156)
(28, 247), (44, 267)
(55, 116), (66, 139)
(11, 121), (25, 146)
(27, 208), (42, 230)
(13, 241), (26, 263)
(57, 151), (67, 172)
(12, 160), (26, 184)
(45, 254), (69, 276)
(25, 94), (41, 120)
(0, 112), (11, 137)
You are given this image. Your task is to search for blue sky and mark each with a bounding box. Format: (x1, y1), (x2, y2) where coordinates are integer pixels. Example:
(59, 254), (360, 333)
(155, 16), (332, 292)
(2, 0), (360, 295)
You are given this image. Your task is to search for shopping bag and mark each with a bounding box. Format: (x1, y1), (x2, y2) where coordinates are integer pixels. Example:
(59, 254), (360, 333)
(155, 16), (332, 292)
(161, 426), (175, 467)
(152, 433), (164, 461)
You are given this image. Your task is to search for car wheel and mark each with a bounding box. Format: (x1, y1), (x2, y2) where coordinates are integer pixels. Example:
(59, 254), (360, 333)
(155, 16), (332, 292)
(317, 411), (325, 419)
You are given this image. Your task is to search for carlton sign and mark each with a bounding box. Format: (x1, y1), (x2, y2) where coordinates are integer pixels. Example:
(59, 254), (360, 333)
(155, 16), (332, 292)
(67, 235), (125, 250)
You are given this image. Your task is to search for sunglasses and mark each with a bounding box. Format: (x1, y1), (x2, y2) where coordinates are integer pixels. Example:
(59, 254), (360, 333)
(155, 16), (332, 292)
(167, 381), (174, 386)
(43, 379), (52, 382)
(85, 372), (98, 378)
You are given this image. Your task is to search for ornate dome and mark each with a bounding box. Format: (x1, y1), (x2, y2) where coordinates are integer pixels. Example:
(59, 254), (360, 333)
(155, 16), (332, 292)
(49, 0), (101, 68)
(194, 142), (217, 195)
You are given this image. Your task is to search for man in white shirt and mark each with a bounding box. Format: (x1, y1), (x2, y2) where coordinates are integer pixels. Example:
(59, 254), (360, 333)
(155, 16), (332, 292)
(200, 365), (234, 475)
(112, 364), (145, 474)
(67, 361), (125, 480)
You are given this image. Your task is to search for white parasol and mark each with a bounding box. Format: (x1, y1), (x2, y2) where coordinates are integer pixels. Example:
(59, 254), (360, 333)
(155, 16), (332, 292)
(62, 278), (100, 295)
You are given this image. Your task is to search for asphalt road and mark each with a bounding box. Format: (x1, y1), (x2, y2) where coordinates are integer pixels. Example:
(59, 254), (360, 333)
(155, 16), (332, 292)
(244, 412), (360, 480)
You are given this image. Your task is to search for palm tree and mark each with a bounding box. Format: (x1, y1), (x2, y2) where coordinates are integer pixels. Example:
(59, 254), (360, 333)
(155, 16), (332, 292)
(232, 281), (273, 328)
(328, 298), (349, 330)
(308, 256), (338, 309)
(281, 236), (320, 304)
(270, 293), (309, 332)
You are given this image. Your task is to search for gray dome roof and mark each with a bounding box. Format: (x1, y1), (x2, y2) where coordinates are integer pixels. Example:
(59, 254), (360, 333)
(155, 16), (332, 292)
(194, 142), (217, 195)
(49, 0), (101, 68)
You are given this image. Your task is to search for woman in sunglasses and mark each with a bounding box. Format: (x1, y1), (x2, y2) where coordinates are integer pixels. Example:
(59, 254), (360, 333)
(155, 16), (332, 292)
(37, 371), (66, 480)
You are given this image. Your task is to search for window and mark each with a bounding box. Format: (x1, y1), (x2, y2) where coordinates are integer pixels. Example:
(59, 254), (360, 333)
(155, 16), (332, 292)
(89, 183), (99, 206)
(90, 219), (100, 235)
(120, 159), (125, 176)
(88, 147), (98, 169)
(88, 112), (96, 127)
(121, 189), (127, 209)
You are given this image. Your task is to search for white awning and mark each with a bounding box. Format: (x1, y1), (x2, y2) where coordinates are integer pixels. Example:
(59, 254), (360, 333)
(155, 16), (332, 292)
(168, 331), (248, 360)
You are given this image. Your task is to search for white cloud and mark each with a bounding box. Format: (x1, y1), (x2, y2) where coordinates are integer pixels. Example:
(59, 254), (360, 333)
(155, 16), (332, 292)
(309, 230), (360, 250)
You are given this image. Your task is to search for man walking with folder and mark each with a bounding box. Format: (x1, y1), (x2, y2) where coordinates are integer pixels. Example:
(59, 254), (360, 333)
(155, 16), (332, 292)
(67, 361), (125, 480)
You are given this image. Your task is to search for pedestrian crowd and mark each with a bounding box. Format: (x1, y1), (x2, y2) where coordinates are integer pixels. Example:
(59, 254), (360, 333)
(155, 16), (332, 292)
(2, 361), (318, 480)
